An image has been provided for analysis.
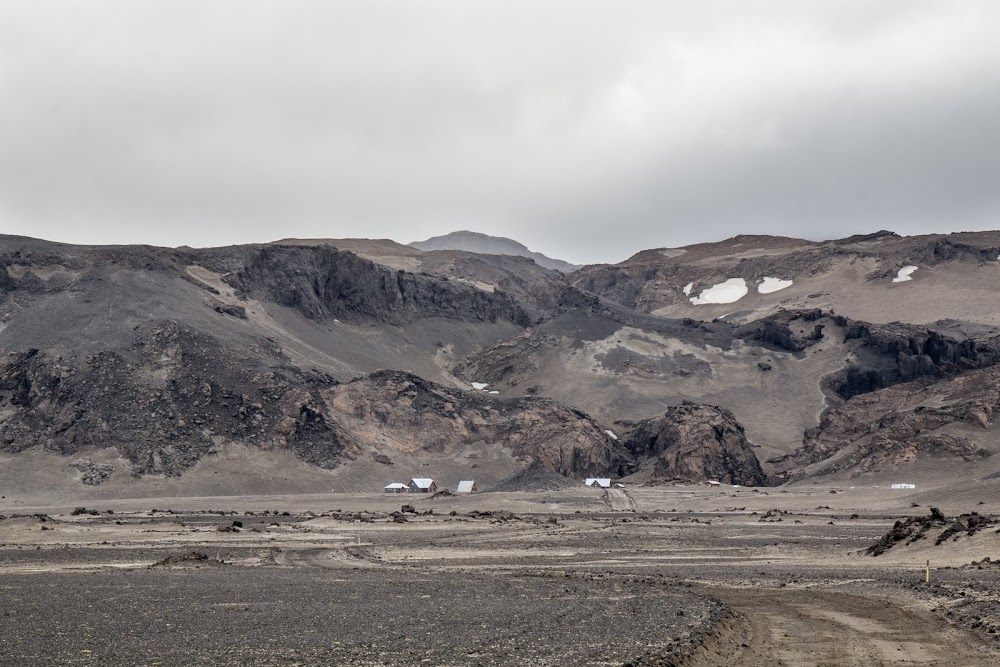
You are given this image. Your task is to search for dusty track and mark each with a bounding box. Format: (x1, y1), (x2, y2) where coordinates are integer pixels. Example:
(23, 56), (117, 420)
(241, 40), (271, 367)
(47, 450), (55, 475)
(695, 588), (992, 667)
(604, 487), (637, 511)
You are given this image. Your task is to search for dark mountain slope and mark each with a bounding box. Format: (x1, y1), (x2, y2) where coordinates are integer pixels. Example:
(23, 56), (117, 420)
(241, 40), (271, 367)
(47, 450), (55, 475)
(227, 244), (531, 326)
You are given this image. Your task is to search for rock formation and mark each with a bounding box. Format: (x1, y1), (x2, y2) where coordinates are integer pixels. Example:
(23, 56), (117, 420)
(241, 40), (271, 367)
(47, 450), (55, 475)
(622, 403), (768, 486)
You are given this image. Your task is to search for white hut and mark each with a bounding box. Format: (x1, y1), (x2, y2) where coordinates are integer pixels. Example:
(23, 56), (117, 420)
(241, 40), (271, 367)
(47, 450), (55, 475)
(584, 478), (612, 489)
(384, 482), (409, 494)
(456, 480), (478, 494)
(408, 478), (438, 493)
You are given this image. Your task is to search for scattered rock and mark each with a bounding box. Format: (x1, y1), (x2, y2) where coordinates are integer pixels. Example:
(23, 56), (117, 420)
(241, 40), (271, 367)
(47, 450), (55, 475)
(151, 551), (227, 568)
(69, 459), (114, 486)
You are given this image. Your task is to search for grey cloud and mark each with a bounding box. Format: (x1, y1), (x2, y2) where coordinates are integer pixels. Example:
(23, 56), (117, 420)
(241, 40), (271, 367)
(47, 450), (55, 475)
(1, 1), (998, 263)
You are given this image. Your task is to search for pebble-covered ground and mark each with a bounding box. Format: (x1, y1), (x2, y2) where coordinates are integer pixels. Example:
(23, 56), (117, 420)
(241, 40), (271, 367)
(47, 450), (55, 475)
(2, 491), (999, 666)
(0, 566), (713, 666)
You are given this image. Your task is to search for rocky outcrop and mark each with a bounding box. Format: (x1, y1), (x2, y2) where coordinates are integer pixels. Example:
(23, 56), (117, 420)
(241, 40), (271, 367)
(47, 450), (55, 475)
(828, 316), (1000, 398)
(830, 317), (1000, 398)
(228, 245), (532, 326)
(736, 309), (826, 353)
(324, 370), (631, 479)
(622, 403), (768, 486)
(738, 309), (1000, 399)
(773, 366), (999, 482)
(0, 321), (344, 475)
(867, 507), (998, 556)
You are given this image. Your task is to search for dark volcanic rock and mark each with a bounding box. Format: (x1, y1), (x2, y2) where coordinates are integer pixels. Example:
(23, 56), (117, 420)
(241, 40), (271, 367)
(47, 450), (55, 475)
(828, 316), (1000, 399)
(736, 309), (826, 353)
(227, 245), (531, 326)
(867, 508), (998, 556)
(622, 403), (768, 486)
(151, 551), (227, 567)
(0, 321), (345, 476)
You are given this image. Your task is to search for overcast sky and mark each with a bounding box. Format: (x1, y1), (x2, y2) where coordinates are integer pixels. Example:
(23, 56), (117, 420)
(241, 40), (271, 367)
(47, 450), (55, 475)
(1, 1), (998, 264)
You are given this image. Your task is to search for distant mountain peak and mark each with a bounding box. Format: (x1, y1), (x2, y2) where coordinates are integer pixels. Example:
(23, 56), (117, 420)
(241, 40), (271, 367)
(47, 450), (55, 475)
(408, 230), (580, 273)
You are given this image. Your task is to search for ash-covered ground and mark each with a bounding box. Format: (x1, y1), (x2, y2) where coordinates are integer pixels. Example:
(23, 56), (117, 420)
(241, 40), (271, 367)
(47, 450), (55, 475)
(2, 486), (999, 666)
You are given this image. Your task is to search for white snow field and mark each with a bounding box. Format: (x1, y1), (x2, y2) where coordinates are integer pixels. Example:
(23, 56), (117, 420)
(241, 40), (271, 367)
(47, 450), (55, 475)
(892, 266), (918, 283)
(758, 277), (793, 294)
(470, 382), (489, 390)
(605, 430), (619, 441)
(689, 278), (748, 305)
(683, 282), (694, 296)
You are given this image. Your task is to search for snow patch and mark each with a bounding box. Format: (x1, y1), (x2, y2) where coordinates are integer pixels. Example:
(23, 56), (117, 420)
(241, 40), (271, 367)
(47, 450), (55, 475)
(689, 278), (748, 305)
(682, 282), (694, 296)
(605, 429), (618, 441)
(470, 382), (489, 390)
(892, 266), (918, 283)
(758, 277), (793, 294)
(488, 390), (499, 395)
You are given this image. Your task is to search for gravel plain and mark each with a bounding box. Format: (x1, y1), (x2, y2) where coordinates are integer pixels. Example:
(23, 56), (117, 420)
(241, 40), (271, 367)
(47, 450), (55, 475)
(2, 486), (999, 666)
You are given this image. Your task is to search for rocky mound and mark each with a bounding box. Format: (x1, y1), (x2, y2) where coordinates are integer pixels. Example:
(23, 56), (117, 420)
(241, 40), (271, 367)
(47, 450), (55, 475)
(867, 508), (998, 556)
(622, 403), (768, 486)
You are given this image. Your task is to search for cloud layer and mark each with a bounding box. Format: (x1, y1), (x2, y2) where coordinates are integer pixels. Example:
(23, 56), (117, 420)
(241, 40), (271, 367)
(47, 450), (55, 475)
(1, 1), (998, 263)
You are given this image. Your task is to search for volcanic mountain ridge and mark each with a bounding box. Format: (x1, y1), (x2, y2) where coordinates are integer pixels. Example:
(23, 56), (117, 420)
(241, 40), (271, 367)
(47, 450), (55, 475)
(4, 230), (1000, 494)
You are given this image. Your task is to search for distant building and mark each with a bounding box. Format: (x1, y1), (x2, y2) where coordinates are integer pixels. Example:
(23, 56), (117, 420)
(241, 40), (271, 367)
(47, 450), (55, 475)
(408, 478), (438, 493)
(890, 483), (916, 489)
(706, 480), (721, 486)
(384, 482), (409, 494)
(584, 478), (611, 489)
(456, 480), (478, 494)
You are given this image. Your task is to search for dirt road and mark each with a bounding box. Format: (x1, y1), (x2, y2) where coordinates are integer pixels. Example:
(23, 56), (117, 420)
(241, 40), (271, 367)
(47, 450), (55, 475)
(604, 487), (637, 511)
(693, 588), (991, 667)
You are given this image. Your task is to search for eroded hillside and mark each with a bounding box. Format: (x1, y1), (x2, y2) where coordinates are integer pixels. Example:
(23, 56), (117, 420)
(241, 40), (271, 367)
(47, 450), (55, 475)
(4, 231), (1000, 493)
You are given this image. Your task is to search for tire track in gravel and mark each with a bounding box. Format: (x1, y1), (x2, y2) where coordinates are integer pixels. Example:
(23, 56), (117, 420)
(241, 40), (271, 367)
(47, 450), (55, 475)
(689, 588), (997, 666)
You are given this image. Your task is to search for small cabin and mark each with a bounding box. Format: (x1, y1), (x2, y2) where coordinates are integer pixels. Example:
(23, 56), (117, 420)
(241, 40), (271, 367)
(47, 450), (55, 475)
(384, 482), (409, 494)
(408, 478), (438, 493)
(584, 478), (611, 489)
(456, 480), (478, 494)
(706, 480), (721, 487)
